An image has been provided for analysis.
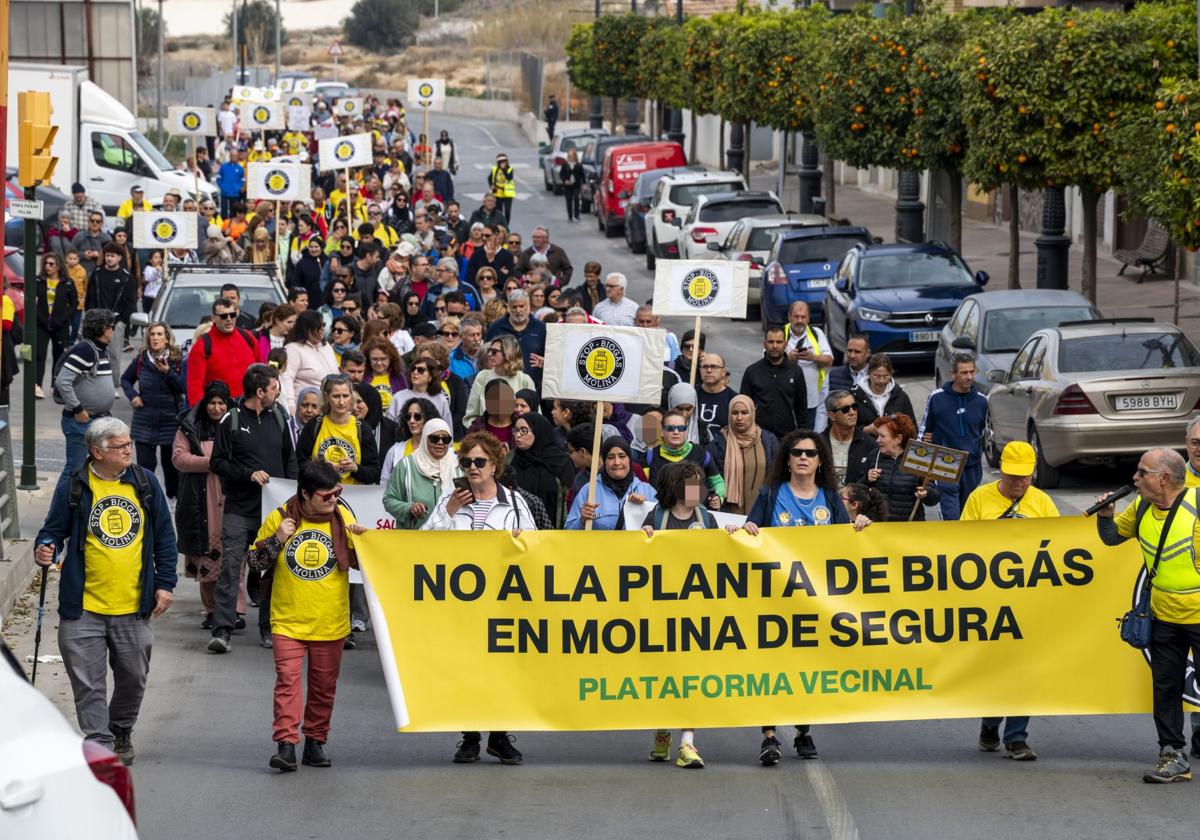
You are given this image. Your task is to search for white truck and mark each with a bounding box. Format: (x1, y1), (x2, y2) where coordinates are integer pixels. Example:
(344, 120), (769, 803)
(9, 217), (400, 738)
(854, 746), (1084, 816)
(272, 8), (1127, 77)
(6, 63), (216, 211)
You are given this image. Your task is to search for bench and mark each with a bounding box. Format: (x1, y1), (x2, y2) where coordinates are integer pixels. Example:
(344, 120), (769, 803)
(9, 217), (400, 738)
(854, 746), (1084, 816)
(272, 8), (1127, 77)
(1114, 221), (1170, 282)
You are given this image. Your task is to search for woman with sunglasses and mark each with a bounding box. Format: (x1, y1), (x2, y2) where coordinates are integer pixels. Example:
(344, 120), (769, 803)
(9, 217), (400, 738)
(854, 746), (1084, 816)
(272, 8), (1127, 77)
(465, 225), (514, 285)
(474, 268), (500, 306)
(565, 436), (655, 531)
(463, 335), (535, 426)
(329, 315), (361, 365)
(282, 310), (340, 414)
(864, 413), (939, 522)
(321, 278), (350, 333)
(380, 396), (440, 481)
(509, 412), (576, 527)
(741, 430), (872, 766)
(288, 236), (325, 305)
(398, 290), (424, 331)
(382, 417), (457, 529)
(33, 252), (79, 399)
(423, 431), (534, 766)
(324, 218), (350, 257)
(642, 410), (725, 512)
(296, 374), (380, 486)
(250, 460), (368, 773)
(385, 354), (452, 430)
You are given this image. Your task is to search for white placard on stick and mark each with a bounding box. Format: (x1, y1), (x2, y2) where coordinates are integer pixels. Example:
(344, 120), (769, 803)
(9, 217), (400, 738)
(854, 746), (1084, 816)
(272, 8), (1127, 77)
(131, 212), (198, 249)
(335, 97), (365, 117)
(232, 85), (278, 104)
(167, 106), (215, 136)
(294, 78), (317, 94)
(276, 78), (294, 93)
(244, 101), (285, 131)
(406, 78), (445, 108)
(542, 323), (666, 404)
(318, 133), (372, 171)
(285, 92), (313, 111)
(287, 106), (310, 132)
(652, 259), (750, 319)
(247, 162), (308, 202)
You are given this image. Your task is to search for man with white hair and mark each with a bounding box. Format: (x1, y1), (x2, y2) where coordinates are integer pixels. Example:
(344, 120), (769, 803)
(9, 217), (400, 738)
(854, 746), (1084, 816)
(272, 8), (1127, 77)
(35, 417), (177, 766)
(515, 225), (574, 282)
(485, 288), (547, 389)
(592, 272), (640, 326)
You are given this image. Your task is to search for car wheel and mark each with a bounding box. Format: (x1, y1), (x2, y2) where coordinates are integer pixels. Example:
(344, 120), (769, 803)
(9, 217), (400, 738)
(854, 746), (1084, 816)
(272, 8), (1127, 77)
(604, 218), (621, 238)
(1029, 425), (1061, 490)
(631, 237), (646, 255)
(983, 413), (1000, 469)
(646, 248), (656, 271)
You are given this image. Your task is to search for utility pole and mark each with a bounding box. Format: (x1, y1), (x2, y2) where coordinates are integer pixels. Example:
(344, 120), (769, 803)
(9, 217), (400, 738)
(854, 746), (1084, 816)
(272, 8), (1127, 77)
(589, 0), (603, 130)
(156, 0), (164, 145)
(274, 0), (281, 80)
(624, 0), (640, 135)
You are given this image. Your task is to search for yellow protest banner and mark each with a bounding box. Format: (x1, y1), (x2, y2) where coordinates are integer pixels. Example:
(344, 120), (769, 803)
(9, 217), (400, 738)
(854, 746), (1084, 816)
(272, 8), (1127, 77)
(357, 518), (1159, 733)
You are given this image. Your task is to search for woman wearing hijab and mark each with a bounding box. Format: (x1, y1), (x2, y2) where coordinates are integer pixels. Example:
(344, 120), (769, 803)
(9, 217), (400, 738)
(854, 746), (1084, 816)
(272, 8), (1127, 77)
(380, 396), (440, 483)
(565, 437), (656, 530)
(354, 382), (398, 470)
(709, 395), (779, 516)
(667, 382), (710, 446)
(514, 388), (540, 417)
(382, 418), (457, 529)
(509, 413), (576, 527)
(288, 236), (325, 304)
(290, 387), (322, 447)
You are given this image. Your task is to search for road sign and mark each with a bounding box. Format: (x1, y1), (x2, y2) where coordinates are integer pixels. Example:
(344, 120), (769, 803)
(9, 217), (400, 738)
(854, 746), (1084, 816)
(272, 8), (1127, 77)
(7, 199), (43, 220)
(328, 39), (344, 57)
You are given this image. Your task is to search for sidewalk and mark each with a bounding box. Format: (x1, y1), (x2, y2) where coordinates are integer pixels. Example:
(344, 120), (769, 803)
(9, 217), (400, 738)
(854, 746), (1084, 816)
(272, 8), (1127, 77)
(749, 168), (1200, 342)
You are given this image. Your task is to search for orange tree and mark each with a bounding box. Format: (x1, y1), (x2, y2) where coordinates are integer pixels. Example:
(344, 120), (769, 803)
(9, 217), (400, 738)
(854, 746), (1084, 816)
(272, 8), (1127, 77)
(1135, 77), (1200, 250)
(958, 3), (1194, 302)
(565, 23), (601, 96)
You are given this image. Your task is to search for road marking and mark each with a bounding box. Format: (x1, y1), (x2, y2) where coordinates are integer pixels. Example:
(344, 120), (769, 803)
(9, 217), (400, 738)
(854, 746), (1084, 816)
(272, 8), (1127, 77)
(474, 121), (503, 149)
(805, 760), (860, 840)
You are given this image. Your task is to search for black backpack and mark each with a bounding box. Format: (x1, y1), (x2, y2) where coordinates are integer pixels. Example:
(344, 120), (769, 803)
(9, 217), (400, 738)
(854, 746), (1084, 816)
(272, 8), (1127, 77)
(68, 463), (153, 520)
(200, 327), (258, 358)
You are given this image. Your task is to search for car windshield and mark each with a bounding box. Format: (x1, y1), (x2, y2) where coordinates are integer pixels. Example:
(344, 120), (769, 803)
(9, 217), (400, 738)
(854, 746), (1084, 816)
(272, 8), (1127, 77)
(160, 283), (281, 330)
(560, 136), (590, 152)
(128, 131), (174, 172)
(1059, 331), (1200, 372)
(669, 182), (742, 207)
(858, 252), (973, 290)
(698, 200), (778, 223)
(746, 225), (802, 251)
(777, 235), (866, 265)
(981, 306), (1097, 353)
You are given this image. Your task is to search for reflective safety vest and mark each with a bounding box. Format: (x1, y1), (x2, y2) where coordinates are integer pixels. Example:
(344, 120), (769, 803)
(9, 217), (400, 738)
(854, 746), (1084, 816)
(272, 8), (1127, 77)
(782, 322), (827, 394)
(1136, 488), (1200, 593)
(490, 165), (516, 199)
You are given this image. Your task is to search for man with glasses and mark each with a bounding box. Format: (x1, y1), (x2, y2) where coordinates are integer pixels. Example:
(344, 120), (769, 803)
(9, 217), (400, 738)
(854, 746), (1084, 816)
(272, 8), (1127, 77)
(514, 225), (574, 283)
(592, 272), (640, 326)
(220, 283), (258, 331)
(71, 211), (112, 277)
(819, 390), (876, 486)
(65, 181), (104, 231)
(209, 364), (297, 653)
(421, 258), (479, 318)
(365, 203), (399, 250)
(186, 297), (262, 404)
(697, 353), (737, 441)
(485, 289), (547, 389)
(506, 233), (523, 254)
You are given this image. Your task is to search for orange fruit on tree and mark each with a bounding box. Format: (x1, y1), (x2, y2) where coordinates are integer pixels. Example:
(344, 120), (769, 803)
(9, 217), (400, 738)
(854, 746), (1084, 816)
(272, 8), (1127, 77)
(1156, 100), (1166, 110)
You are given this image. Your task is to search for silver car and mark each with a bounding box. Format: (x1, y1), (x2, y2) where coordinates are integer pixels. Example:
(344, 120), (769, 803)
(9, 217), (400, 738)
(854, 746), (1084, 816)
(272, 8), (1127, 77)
(934, 289), (1100, 392)
(707, 213), (826, 313)
(984, 320), (1200, 488)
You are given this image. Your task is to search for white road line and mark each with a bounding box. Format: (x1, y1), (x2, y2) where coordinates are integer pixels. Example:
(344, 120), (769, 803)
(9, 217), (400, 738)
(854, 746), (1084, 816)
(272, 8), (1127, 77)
(475, 121), (502, 149)
(805, 760), (860, 840)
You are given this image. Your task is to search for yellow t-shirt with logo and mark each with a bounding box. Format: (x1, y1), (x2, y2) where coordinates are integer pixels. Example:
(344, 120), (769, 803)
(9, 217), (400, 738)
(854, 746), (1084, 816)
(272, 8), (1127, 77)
(256, 507), (354, 641)
(313, 415), (363, 484)
(370, 373), (394, 412)
(960, 481), (1059, 522)
(1115, 494), (1200, 623)
(82, 471), (145, 615)
(46, 277), (58, 308)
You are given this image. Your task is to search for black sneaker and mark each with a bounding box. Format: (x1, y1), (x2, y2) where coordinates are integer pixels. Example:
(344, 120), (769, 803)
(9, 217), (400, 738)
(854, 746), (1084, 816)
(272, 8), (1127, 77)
(260, 630), (274, 649)
(207, 629), (231, 654)
(978, 723), (1001, 752)
(487, 732), (523, 765)
(453, 735), (481, 763)
(1004, 741), (1038, 761)
(794, 732), (818, 760)
(110, 726), (134, 766)
(270, 741), (297, 772)
(759, 736), (782, 766)
(1191, 731), (1200, 759)
(200, 613), (214, 630)
(343, 633), (357, 650)
(234, 615), (247, 631)
(302, 739), (331, 768)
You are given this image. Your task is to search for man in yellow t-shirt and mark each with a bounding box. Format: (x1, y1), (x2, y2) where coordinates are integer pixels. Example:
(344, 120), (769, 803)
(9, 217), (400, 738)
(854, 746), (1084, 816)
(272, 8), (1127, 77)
(116, 185), (152, 222)
(961, 440), (1058, 762)
(34, 418), (177, 766)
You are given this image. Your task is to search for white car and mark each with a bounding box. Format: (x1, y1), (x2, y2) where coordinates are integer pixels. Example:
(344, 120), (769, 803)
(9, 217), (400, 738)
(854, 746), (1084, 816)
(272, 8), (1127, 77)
(707, 213), (827, 311)
(0, 644), (138, 838)
(676, 191), (784, 261)
(644, 170), (746, 270)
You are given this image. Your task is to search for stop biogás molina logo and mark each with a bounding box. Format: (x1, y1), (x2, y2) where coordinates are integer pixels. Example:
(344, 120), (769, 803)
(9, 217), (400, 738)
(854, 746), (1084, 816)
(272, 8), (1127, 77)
(252, 105), (271, 124)
(576, 338), (625, 390)
(151, 218), (178, 244)
(418, 82), (435, 99)
(89, 496), (142, 549)
(681, 267), (719, 308)
(181, 111), (202, 131)
(317, 436), (357, 474)
(333, 140), (356, 163)
(265, 170), (292, 196)
(285, 530), (337, 581)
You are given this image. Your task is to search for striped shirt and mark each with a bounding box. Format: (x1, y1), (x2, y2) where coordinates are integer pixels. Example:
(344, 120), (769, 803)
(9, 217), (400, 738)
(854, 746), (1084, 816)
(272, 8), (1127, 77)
(470, 498), (497, 530)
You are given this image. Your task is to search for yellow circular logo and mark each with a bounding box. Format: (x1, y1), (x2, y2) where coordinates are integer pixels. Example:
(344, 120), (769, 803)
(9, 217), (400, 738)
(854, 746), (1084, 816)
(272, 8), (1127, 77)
(334, 141), (355, 161)
(88, 496), (142, 549)
(284, 530), (337, 580)
(253, 105), (270, 124)
(341, 100), (356, 113)
(265, 171), (291, 196)
(813, 506), (831, 523)
(576, 338), (625, 390)
(778, 511), (791, 525)
(289, 96), (304, 108)
(915, 447), (929, 457)
(941, 454), (956, 464)
(681, 268), (718, 307)
(152, 218), (178, 244)
(418, 82), (434, 98)
(182, 111), (202, 130)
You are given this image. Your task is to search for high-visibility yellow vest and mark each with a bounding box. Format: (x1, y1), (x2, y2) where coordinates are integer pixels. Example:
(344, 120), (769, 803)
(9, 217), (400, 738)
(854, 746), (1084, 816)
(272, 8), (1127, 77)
(490, 165), (516, 199)
(783, 323), (827, 393)
(1135, 489), (1200, 593)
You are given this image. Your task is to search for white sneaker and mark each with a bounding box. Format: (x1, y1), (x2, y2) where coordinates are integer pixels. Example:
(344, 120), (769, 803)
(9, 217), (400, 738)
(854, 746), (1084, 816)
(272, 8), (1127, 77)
(351, 619), (367, 633)
(34, 385), (44, 399)
(114, 388), (122, 399)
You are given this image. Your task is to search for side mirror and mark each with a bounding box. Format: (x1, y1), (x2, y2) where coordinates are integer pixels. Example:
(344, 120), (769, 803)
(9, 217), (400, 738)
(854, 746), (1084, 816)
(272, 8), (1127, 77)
(130, 312), (149, 328)
(951, 336), (976, 351)
(975, 270), (990, 286)
(986, 368), (1007, 385)
(669, 218), (681, 228)
(834, 277), (848, 293)
(706, 240), (723, 251)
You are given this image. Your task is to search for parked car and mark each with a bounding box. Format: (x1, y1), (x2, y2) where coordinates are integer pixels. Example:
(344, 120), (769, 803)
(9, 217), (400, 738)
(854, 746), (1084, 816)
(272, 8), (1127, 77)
(0, 642), (138, 838)
(644, 170), (746, 270)
(579, 134), (649, 214)
(823, 241), (988, 361)
(707, 213), (826, 315)
(983, 319), (1200, 488)
(676, 191), (783, 261)
(622, 165), (703, 256)
(542, 128), (608, 194)
(935, 290), (1101, 393)
(596, 141), (686, 238)
(760, 226), (872, 328)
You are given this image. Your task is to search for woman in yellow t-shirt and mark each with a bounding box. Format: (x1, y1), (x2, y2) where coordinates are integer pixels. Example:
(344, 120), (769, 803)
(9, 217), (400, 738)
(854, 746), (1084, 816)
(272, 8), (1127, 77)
(361, 337), (405, 415)
(250, 460), (367, 772)
(295, 374), (380, 485)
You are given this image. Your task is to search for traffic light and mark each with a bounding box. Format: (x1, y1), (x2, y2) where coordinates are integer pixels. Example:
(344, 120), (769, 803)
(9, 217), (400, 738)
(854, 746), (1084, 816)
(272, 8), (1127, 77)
(18, 91), (58, 187)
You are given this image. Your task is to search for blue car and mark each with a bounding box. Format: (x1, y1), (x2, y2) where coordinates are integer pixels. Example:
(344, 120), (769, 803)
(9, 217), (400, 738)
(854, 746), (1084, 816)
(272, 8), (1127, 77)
(822, 242), (989, 361)
(760, 226), (872, 328)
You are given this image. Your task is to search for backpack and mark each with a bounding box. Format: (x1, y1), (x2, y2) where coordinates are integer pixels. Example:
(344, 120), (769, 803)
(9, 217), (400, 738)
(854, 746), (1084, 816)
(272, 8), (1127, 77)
(228, 403), (288, 437)
(68, 463), (153, 521)
(200, 327), (258, 359)
(51, 340), (102, 406)
(652, 505), (712, 530)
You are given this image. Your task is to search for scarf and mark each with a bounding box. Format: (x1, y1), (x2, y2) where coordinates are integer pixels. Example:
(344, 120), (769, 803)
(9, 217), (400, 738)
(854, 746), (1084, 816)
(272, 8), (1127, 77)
(722, 394), (766, 510)
(598, 436), (636, 530)
(283, 494), (356, 571)
(668, 382), (702, 444)
(511, 413), (574, 516)
(147, 346), (171, 367)
(516, 388), (541, 415)
(412, 418), (457, 489)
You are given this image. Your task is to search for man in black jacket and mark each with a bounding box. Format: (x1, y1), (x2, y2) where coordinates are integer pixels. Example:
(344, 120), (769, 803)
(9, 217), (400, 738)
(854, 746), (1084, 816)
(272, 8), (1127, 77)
(208, 364), (298, 653)
(85, 243), (136, 385)
(827, 333), (871, 394)
(820, 390), (877, 486)
(739, 326), (808, 440)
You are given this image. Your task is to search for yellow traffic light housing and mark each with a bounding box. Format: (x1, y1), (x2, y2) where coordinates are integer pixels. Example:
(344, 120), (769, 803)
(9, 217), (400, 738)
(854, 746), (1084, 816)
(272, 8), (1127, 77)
(17, 91), (58, 187)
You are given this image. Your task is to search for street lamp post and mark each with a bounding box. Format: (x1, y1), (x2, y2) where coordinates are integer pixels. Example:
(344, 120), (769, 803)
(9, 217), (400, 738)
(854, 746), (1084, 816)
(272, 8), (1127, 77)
(624, 0), (640, 134)
(274, 0), (281, 80)
(797, 131), (822, 214)
(1035, 186), (1070, 289)
(589, 0), (604, 130)
(665, 0), (685, 145)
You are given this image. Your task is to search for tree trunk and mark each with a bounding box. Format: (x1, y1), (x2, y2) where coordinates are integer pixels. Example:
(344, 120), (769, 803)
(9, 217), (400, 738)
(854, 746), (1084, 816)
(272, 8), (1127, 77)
(1080, 186), (1099, 304)
(824, 156), (836, 217)
(719, 118), (725, 166)
(610, 97), (618, 134)
(948, 172), (962, 255)
(1008, 184), (1020, 289)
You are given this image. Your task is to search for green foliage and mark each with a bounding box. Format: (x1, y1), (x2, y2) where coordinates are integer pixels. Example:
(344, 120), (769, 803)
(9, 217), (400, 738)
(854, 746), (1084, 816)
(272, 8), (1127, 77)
(345, 0), (417, 52)
(565, 23), (601, 95)
(592, 15), (647, 99)
(223, 0), (288, 61)
(1128, 79), (1200, 249)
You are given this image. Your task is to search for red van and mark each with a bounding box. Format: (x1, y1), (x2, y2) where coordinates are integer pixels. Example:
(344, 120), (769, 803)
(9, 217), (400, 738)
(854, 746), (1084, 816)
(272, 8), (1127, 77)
(596, 141), (686, 238)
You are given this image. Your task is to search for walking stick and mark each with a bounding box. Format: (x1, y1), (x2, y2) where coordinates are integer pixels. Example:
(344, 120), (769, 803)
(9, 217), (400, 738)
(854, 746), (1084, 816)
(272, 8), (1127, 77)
(31, 564), (49, 685)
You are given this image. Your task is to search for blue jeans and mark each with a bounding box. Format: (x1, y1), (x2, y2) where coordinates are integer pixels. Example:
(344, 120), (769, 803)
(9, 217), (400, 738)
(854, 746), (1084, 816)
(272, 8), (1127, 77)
(983, 716), (1029, 745)
(938, 460), (982, 521)
(61, 414), (91, 476)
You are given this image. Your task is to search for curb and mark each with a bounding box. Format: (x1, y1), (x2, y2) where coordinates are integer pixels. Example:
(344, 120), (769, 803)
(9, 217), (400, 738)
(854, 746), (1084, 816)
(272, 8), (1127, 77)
(0, 539), (36, 626)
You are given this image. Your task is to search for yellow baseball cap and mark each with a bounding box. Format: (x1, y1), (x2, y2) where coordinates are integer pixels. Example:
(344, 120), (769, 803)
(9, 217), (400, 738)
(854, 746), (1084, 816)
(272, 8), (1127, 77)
(1000, 441), (1036, 477)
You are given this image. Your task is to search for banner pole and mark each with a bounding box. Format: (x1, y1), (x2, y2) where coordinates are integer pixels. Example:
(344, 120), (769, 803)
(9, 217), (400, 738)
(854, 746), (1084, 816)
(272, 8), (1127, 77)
(908, 476), (930, 522)
(344, 166), (353, 225)
(688, 314), (702, 387)
(191, 136), (199, 203)
(583, 400), (604, 532)
(423, 105), (430, 167)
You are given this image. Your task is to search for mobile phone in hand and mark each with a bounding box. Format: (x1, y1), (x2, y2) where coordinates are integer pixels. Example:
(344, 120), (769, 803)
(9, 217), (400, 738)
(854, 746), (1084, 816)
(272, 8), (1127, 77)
(453, 476), (474, 501)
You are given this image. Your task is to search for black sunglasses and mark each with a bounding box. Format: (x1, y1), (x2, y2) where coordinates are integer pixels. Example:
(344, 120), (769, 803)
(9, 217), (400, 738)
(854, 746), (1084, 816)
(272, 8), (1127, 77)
(831, 404), (857, 414)
(790, 447), (820, 459)
(215, 312), (238, 321)
(459, 456), (489, 469)
(427, 434), (452, 445)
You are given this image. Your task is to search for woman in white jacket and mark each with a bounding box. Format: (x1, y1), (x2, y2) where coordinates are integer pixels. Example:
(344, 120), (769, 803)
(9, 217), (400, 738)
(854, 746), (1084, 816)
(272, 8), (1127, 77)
(421, 430), (534, 766)
(281, 310), (339, 414)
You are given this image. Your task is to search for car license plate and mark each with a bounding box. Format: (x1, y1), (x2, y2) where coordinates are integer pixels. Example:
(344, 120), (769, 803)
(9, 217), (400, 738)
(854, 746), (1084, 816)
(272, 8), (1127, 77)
(806, 278), (830, 288)
(1114, 393), (1180, 411)
(910, 331), (940, 343)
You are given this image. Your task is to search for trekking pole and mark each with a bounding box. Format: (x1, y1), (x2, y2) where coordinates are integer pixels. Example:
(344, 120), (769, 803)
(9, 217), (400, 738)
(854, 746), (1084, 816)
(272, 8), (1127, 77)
(31, 564), (49, 685)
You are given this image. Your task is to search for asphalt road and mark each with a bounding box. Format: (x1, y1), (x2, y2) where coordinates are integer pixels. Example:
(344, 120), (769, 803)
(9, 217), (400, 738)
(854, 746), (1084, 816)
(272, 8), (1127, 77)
(6, 112), (1192, 840)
